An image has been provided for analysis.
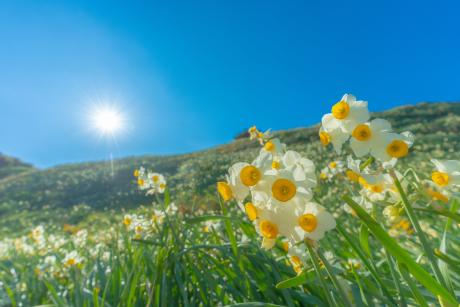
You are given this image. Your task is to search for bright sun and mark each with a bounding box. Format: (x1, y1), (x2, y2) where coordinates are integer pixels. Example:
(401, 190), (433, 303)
(90, 105), (125, 136)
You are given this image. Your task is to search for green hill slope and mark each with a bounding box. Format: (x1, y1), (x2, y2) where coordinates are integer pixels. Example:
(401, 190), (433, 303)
(0, 153), (34, 180)
(0, 102), (459, 235)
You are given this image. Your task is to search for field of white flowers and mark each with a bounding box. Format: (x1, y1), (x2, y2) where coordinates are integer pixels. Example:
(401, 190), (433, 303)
(1, 94), (460, 306)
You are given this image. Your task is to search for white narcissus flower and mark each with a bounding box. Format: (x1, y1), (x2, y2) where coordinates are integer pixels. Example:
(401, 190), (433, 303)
(295, 202), (336, 242)
(359, 173), (389, 201)
(371, 131), (414, 163)
(259, 168), (314, 210)
(322, 94), (370, 133)
(327, 160), (345, 176)
(287, 244), (308, 274)
(350, 118), (392, 157)
(424, 180), (450, 204)
(319, 126), (350, 154)
(345, 155), (367, 183)
(319, 167), (333, 181)
(147, 172), (167, 194)
(431, 159), (460, 189)
(260, 138), (285, 158)
(63, 250), (82, 267)
(282, 150), (317, 189)
(224, 151), (272, 202)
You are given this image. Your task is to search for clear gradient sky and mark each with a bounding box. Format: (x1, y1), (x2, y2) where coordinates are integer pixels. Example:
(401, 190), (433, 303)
(1, 0), (459, 167)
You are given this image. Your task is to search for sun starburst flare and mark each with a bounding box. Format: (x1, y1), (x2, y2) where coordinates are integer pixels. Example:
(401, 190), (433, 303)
(89, 104), (126, 136)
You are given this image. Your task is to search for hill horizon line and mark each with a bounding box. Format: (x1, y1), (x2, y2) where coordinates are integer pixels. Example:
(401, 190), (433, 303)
(2, 100), (460, 171)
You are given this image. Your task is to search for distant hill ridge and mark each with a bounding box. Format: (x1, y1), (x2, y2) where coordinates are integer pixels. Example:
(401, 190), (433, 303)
(0, 101), (459, 235)
(0, 153), (34, 180)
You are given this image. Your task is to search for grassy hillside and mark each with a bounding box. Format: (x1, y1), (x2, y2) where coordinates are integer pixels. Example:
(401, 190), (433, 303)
(0, 102), (459, 236)
(0, 153), (34, 180)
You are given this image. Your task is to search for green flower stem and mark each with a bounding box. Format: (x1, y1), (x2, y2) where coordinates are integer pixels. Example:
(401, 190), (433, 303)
(306, 243), (335, 306)
(336, 224), (398, 306)
(360, 156), (374, 171)
(315, 247), (354, 307)
(390, 170), (448, 291)
(384, 247), (407, 307)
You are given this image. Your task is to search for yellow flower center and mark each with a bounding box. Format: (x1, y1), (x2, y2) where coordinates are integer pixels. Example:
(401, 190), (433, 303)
(66, 258), (76, 266)
(249, 126), (257, 133)
(426, 188), (449, 203)
(137, 179), (144, 186)
(272, 161), (281, 169)
(331, 100), (350, 120)
(346, 170), (360, 182)
(259, 220), (278, 239)
(133, 170), (140, 177)
(264, 141), (275, 152)
(319, 131), (331, 146)
(432, 171), (449, 187)
(240, 165), (261, 186)
(367, 183), (383, 193)
(319, 172), (328, 180)
(291, 255), (302, 266)
(123, 217), (132, 226)
(152, 175), (159, 182)
(217, 182), (233, 201)
(272, 179), (297, 202)
(396, 219), (411, 231)
(298, 214), (318, 232)
(352, 124), (372, 141)
(135, 225), (143, 233)
(244, 202), (258, 221)
(386, 140), (409, 158)
(329, 161), (337, 169)
(159, 183), (166, 189)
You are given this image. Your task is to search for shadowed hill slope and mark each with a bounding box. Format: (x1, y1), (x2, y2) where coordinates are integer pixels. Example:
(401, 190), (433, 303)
(0, 153), (34, 180)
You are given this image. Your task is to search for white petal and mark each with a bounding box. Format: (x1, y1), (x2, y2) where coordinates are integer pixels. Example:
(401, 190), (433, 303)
(370, 118), (392, 132)
(322, 114), (340, 131)
(283, 150), (301, 167)
(350, 138), (371, 157)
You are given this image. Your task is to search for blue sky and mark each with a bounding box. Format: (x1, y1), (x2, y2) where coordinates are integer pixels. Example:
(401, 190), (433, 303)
(1, 0), (459, 167)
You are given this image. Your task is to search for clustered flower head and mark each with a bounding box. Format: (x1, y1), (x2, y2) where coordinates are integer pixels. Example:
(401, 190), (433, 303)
(319, 160), (345, 181)
(248, 125), (272, 145)
(134, 167), (167, 194)
(218, 126), (336, 255)
(431, 160), (460, 190)
(320, 94), (414, 166)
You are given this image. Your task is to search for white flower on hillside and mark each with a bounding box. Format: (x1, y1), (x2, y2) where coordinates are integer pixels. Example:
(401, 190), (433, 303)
(282, 150), (317, 189)
(295, 202), (336, 241)
(371, 131), (414, 163)
(319, 126), (349, 154)
(321, 94), (370, 133)
(431, 159), (460, 189)
(220, 151), (272, 202)
(260, 138), (285, 158)
(349, 118), (392, 157)
(63, 251), (82, 267)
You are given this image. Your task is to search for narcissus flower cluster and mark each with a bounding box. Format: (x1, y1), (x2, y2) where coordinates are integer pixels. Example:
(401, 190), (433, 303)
(134, 167), (167, 194)
(218, 127), (336, 252)
(431, 159), (460, 190)
(427, 159), (460, 203)
(320, 94), (414, 166)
